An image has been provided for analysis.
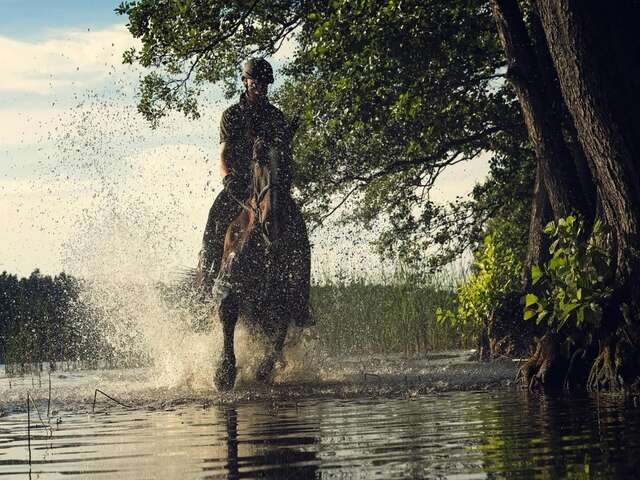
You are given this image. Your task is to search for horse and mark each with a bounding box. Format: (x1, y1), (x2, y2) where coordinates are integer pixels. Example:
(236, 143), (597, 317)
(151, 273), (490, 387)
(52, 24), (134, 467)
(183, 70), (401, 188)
(212, 132), (311, 392)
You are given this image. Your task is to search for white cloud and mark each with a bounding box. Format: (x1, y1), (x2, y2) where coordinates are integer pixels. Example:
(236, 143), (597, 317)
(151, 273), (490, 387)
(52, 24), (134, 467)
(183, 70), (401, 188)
(0, 177), (98, 275)
(0, 24), (137, 94)
(0, 143), (218, 279)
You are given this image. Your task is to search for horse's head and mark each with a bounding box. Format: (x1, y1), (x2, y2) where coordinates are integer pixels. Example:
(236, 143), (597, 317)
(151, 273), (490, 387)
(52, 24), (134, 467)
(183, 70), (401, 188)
(250, 132), (293, 244)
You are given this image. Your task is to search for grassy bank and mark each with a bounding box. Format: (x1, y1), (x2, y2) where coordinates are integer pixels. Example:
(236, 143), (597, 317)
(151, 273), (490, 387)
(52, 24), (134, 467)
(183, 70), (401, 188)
(311, 270), (465, 355)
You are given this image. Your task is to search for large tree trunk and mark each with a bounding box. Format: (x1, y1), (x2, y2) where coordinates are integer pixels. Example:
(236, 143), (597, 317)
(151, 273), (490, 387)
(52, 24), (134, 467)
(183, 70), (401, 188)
(488, 0), (586, 360)
(491, 0), (587, 220)
(522, 164), (552, 291)
(532, 0), (640, 389)
(561, 118), (597, 225)
(511, 164), (551, 356)
(528, 6), (597, 222)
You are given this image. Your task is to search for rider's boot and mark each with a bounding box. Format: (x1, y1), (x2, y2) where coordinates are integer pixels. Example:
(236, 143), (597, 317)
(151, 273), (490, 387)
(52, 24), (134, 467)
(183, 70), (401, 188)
(196, 187), (246, 302)
(195, 240), (224, 301)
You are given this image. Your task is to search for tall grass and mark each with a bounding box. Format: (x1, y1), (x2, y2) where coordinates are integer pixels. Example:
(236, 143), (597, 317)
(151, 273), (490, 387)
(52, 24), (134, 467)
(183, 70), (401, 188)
(311, 267), (466, 355)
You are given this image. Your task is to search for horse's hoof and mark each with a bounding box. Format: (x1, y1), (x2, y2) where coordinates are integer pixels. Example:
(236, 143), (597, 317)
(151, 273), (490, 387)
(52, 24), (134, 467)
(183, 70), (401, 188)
(256, 357), (275, 383)
(214, 357), (236, 392)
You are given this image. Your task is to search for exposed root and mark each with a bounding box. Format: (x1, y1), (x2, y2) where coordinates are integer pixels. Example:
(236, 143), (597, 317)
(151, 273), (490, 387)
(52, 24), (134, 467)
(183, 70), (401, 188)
(585, 339), (639, 390)
(517, 333), (640, 392)
(516, 333), (568, 391)
(563, 348), (591, 390)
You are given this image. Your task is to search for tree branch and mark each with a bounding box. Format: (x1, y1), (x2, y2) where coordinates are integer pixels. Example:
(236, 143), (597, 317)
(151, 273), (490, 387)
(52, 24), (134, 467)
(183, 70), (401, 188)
(309, 184), (360, 233)
(340, 126), (503, 185)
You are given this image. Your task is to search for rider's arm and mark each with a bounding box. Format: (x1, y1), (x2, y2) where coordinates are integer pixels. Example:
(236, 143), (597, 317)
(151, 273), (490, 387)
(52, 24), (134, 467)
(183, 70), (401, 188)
(219, 108), (239, 179)
(220, 141), (243, 195)
(219, 142), (232, 178)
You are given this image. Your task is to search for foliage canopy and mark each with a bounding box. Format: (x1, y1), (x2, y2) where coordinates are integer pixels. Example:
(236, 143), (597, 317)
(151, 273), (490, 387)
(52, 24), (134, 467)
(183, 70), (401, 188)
(117, 0), (532, 266)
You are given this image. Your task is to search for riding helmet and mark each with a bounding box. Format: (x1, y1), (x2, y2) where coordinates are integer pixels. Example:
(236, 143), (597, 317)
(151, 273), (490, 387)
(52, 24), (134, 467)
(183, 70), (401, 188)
(241, 58), (274, 84)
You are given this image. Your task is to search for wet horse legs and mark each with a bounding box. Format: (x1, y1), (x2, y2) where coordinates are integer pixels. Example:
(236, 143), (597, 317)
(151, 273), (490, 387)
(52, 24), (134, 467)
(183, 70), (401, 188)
(256, 311), (289, 383)
(214, 294), (238, 392)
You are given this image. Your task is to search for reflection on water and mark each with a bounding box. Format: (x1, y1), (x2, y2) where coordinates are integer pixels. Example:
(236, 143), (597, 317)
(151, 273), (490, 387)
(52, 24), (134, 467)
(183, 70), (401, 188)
(2, 387), (640, 479)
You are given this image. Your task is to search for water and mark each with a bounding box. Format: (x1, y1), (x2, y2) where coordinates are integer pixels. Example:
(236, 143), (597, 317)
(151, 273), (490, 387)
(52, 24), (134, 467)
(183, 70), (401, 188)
(2, 360), (640, 479)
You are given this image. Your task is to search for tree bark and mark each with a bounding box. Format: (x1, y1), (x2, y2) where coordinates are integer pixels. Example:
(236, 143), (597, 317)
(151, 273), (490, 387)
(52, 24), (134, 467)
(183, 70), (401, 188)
(491, 0), (587, 220)
(535, 0), (640, 295)
(532, 0), (640, 389)
(562, 117), (596, 225)
(522, 163), (551, 291)
(528, 5), (596, 222)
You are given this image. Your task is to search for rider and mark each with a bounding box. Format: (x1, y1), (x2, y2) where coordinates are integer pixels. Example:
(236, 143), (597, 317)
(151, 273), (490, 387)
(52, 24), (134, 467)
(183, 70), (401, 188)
(196, 57), (291, 296)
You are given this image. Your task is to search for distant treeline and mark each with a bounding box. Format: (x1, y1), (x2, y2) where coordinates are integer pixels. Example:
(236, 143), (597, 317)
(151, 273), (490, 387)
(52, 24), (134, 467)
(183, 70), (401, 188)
(0, 270), (105, 368)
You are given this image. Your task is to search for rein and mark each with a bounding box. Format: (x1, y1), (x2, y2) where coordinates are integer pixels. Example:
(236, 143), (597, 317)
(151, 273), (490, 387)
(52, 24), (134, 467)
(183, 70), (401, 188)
(227, 176), (275, 246)
(227, 134), (289, 247)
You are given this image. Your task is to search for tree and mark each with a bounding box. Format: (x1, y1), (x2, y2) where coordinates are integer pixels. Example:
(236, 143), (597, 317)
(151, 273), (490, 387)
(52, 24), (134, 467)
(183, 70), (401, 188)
(494, 0), (640, 389)
(0, 270), (96, 367)
(119, 1), (640, 389)
(117, 0), (534, 269)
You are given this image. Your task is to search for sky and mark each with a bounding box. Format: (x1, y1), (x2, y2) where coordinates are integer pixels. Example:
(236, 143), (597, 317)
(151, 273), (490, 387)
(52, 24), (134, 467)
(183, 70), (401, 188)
(0, 1), (489, 281)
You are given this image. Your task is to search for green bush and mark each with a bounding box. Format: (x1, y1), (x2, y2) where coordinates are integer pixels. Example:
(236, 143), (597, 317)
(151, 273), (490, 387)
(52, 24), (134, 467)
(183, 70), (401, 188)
(524, 216), (612, 332)
(436, 224), (523, 343)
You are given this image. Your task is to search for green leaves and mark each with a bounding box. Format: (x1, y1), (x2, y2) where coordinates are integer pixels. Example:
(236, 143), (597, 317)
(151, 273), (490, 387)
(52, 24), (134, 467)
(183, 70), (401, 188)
(531, 265), (542, 285)
(525, 293), (538, 307)
(523, 216), (612, 332)
(118, 0), (531, 268)
(437, 221), (523, 342)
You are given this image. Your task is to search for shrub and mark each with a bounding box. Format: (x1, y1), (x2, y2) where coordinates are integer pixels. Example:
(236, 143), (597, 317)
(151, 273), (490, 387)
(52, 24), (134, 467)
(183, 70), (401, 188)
(523, 216), (612, 332)
(437, 223), (523, 344)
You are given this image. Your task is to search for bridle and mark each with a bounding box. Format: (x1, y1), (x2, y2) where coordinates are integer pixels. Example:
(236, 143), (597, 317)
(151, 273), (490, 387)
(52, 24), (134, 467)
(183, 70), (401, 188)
(227, 137), (282, 246)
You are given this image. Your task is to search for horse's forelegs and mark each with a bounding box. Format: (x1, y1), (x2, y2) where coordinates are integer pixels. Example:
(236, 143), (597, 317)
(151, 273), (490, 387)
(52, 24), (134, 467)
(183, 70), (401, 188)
(256, 318), (288, 383)
(214, 295), (238, 392)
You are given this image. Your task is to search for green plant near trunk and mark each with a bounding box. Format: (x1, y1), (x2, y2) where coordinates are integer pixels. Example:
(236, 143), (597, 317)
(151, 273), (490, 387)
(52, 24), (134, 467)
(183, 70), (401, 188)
(436, 223), (522, 344)
(523, 216), (612, 333)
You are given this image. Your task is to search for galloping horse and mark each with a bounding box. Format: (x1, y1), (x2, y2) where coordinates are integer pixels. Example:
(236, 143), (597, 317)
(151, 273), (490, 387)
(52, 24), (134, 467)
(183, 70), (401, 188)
(212, 129), (311, 392)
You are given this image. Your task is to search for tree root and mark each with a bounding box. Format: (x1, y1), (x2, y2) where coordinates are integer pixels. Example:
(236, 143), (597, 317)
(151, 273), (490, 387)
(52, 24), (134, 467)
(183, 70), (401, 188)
(520, 335), (640, 391)
(585, 338), (640, 390)
(516, 333), (568, 391)
(563, 347), (591, 390)
(587, 343), (616, 390)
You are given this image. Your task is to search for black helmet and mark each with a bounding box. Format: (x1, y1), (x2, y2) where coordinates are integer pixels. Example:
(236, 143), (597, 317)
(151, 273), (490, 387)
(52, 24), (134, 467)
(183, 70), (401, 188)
(241, 58), (274, 84)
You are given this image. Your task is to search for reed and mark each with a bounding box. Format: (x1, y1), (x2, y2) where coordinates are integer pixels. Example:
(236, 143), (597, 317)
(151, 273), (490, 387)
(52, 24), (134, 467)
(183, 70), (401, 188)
(27, 393), (31, 466)
(47, 371), (52, 419)
(311, 266), (466, 355)
(92, 389), (131, 412)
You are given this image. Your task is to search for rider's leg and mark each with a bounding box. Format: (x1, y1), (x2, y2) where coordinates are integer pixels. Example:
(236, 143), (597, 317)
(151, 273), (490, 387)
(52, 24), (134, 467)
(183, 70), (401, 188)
(196, 190), (242, 293)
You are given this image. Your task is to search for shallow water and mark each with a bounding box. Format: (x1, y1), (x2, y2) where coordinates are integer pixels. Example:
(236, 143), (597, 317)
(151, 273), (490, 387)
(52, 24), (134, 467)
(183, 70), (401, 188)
(1, 359), (640, 479)
(2, 390), (640, 479)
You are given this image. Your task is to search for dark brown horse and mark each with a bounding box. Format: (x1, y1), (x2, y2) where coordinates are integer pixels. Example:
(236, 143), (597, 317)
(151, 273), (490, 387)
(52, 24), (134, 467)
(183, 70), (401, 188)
(212, 133), (311, 392)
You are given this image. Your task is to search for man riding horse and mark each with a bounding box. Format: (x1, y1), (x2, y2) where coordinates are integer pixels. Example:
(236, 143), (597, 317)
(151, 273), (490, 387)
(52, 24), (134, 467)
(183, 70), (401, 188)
(196, 58), (287, 293)
(196, 58), (309, 326)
